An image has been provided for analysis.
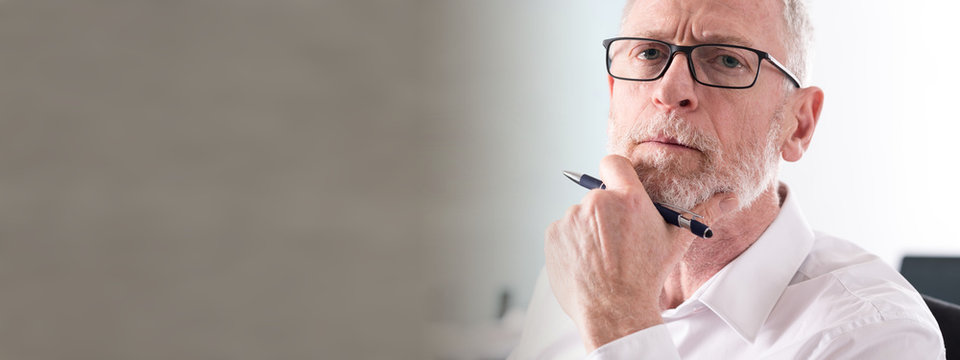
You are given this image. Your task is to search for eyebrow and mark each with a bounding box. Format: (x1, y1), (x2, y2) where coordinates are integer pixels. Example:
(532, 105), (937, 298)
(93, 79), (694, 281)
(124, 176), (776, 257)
(700, 33), (753, 47)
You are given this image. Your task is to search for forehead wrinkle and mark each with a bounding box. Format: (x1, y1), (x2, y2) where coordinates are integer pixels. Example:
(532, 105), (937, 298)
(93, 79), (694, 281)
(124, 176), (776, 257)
(622, 1), (755, 48)
(686, 7), (754, 47)
(622, 29), (753, 48)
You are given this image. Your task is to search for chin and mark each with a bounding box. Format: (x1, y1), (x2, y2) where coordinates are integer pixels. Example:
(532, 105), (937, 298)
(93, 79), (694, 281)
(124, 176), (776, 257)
(629, 146), (706, 176)
(619, 147), (719, 209)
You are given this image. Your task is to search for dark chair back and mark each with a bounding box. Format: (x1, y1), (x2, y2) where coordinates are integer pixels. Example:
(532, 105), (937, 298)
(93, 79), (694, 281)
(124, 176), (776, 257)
(923, 294), (960, 359)
(902, 257), (960, 304)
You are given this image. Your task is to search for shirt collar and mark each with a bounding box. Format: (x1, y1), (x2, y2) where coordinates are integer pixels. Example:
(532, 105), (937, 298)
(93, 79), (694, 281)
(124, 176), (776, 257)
(695, 183), (816, 343)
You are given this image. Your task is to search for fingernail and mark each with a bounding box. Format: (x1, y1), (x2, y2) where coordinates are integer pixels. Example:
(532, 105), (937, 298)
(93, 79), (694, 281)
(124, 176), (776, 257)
(719, 197), (739, 213)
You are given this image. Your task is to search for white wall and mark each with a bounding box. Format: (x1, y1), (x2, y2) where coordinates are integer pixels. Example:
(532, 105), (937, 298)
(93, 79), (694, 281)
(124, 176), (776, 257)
(425, 1), (625, 325)
(432, 0), (960, 327)
(784, 0), (960, 266)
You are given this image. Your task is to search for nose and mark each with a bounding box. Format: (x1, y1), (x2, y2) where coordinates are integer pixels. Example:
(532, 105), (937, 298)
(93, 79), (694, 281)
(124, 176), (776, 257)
(651, 53), (699, 112)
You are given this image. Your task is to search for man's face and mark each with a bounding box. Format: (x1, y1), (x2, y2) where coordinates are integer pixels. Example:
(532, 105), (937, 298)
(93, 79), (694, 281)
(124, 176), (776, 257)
(608, 0), (791, 210)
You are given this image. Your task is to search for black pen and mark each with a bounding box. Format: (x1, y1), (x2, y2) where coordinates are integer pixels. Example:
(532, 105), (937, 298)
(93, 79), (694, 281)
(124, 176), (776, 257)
(562, 171), (714, 239)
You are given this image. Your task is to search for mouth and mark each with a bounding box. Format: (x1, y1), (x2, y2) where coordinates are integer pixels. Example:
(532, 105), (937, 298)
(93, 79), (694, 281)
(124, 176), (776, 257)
(640, 136), (700, 152)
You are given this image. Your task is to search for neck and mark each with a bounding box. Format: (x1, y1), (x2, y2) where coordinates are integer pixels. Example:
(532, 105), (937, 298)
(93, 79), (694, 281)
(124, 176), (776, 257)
(659, 183), (784, 310)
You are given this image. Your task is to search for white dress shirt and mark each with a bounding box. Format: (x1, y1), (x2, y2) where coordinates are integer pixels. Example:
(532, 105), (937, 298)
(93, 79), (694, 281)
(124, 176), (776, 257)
(509, 184), (945, 359)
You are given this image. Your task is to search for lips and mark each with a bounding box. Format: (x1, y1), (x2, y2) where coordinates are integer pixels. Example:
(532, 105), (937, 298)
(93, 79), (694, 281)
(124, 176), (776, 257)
(640, 136), (700, 151)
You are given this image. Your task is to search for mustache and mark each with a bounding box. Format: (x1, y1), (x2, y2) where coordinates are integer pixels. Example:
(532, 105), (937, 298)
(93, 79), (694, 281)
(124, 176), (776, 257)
(617, 112), (720, 154)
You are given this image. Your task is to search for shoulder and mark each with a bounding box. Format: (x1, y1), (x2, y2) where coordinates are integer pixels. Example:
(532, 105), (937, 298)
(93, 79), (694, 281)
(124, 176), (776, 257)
(759, 232), (944, 357)
(793, 232), (891, 281)
(786, 232), (934, 326)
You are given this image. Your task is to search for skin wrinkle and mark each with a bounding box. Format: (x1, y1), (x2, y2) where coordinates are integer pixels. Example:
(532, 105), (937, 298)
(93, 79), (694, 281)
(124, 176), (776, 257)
(622, 0), (811, 84)
(606, 105), (784, 211)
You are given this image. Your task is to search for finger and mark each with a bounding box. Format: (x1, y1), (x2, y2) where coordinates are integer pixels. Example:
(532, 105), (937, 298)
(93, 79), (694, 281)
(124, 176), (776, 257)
(695, 192), (740, 225)
(563, 204), (581, 221)
(597, 154), (642, 190)
(544, 221), (559, 247)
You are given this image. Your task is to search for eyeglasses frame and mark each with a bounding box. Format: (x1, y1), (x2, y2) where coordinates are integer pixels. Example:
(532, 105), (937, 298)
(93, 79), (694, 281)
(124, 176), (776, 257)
(602, 37), (802, 89)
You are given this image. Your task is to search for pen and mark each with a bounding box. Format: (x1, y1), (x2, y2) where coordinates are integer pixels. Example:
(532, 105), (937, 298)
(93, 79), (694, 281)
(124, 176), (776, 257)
(562, 170), (714, 239)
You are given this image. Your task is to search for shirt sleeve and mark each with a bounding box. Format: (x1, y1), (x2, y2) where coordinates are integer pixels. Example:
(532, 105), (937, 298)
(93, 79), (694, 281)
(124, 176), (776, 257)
(800, 318), (945, 360)
(585, 324), (681, 360)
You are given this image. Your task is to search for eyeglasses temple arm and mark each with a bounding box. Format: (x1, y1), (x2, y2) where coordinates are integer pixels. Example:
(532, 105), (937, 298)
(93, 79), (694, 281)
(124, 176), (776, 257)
(764, 54), (802, 88)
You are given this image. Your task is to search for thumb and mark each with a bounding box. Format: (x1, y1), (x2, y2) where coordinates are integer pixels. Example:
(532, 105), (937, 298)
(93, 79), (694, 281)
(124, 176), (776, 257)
(597, 154), (642, 190)
(695, 193), (740, 226)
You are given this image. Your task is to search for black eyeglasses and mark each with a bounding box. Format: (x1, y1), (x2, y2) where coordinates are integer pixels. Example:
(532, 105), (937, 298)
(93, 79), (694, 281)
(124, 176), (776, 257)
(602, 37), (801, 89)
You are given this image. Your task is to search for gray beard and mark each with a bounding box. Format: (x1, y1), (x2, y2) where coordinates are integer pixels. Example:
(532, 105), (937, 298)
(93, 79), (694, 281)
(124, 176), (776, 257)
(606, 111), (783, 211)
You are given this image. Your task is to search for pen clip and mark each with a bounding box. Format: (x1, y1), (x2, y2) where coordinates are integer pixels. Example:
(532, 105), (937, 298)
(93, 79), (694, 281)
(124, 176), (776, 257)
(659, 203), (704, 221)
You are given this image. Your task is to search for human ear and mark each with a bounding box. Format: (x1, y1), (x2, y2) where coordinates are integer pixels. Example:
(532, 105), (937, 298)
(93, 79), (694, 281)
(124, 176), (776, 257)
(781, 86), (824, 162)
(608, 75), (615, 96)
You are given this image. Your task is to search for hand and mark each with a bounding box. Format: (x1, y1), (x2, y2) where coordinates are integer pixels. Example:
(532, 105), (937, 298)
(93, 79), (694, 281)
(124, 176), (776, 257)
(544, 155), (735, 351)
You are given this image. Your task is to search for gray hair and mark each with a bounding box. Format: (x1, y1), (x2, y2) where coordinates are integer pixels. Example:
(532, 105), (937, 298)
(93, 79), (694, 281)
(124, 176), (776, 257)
(780, 0), (813, 86)
(621, 0), (813, 86)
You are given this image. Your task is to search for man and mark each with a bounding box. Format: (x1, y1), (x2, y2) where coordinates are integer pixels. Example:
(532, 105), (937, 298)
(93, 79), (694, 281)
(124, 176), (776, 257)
(509, 0), (945, 358)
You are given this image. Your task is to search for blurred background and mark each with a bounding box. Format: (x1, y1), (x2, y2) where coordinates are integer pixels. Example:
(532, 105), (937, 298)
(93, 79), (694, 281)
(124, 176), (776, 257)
(0, 0), (957, 359)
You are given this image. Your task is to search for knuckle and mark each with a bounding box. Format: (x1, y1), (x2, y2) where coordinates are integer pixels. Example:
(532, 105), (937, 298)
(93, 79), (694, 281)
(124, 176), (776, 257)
(581, 190), (607, 209)
(627, 189), (647, 208)
(581, 194), (597, 209)
(544, 223), (559, 253)
(545, 222), (558, 240)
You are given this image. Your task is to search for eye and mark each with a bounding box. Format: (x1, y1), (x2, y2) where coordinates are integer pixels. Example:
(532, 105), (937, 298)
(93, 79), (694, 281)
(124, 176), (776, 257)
(636, 48), (663, 60)
(719, 55), (741, 68)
